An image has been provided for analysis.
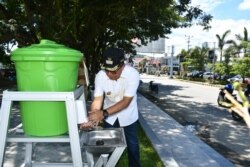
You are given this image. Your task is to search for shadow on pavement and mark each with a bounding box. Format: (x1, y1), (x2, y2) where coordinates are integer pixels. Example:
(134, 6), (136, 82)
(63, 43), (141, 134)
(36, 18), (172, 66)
(138, 81), (250, 167)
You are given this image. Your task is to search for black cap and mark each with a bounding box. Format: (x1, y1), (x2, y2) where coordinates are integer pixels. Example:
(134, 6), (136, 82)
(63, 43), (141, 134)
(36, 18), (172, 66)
(101, 47), (125, 71)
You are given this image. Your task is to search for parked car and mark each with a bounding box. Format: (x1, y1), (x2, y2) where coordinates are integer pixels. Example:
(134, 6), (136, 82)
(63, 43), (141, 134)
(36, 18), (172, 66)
(213, 73), (221, 80)
(203, 72), (213, 79)
(220, 74), (233, 81)
(187, 70), (204, 78)
(227, 75), (250, 83)
(187, 71), (193, 77)
(198, 71), (204, 78)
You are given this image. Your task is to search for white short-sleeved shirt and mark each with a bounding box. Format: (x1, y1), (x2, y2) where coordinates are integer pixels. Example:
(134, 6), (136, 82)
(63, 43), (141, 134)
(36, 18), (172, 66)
(94, 65), (140, 126)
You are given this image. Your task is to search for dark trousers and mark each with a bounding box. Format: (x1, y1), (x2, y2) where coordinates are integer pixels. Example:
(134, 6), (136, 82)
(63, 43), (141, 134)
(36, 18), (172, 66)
(103, 119), (141, 167)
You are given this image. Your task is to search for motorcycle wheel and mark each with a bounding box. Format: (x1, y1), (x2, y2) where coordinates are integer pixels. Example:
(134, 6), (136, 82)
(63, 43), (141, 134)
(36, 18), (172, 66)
(217, 94), (224, 107)
(231, 111), (243, 121)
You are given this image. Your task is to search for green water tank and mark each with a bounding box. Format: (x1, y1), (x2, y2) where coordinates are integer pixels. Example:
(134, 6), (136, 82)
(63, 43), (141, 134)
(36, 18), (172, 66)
(11, 39), (83, 136)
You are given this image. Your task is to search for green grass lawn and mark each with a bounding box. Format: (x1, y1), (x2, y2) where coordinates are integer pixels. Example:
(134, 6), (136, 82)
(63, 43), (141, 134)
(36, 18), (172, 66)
(116, 123), (164, 167)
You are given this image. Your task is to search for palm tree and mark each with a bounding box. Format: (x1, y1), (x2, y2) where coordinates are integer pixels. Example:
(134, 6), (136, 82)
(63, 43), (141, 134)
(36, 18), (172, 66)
(216, 30), (233, 62)
(189, 46), (208, 71)
(178, 49), (190, 78)
(230, 40), (242, 57)
(235, 27), (250, 57)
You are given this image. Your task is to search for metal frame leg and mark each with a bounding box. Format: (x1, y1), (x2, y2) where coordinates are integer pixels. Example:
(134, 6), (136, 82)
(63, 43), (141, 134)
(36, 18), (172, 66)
(23, 143), (33, 167)
(65, 95), (83, 167)
(94, 154), (109, 167)
(86, 151), (94, 167)
(105, 147), (126, 167)
(101, 154), (109, 166)
(0, 93), (12, 167)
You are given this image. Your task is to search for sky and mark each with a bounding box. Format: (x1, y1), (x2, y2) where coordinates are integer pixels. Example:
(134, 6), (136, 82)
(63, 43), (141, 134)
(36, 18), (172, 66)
(163, 0), (250, 56)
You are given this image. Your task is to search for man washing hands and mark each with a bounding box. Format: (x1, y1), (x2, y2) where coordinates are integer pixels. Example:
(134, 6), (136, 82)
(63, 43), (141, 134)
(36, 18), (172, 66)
(80, 47), (141, 167)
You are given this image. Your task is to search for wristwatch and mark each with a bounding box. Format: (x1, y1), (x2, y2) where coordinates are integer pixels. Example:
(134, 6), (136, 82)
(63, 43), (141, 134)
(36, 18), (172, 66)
(103, 109), (109, 120)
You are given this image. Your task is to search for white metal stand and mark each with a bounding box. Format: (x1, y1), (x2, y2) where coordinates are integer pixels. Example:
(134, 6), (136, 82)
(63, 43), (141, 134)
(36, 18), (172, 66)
(84, 141), (126, 167)
(0, 86), (85, 167)
(0, 86), (126, 167)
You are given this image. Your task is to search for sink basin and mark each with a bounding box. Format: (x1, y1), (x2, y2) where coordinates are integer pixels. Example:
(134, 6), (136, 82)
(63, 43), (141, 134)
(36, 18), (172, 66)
(82, 128), (126, 154)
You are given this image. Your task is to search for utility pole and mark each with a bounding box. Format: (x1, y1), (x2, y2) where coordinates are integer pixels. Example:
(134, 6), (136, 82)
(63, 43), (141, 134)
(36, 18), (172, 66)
(212, 42), (216, 82)
(169, 45), (174, 79)
(185, 35), (193, 50)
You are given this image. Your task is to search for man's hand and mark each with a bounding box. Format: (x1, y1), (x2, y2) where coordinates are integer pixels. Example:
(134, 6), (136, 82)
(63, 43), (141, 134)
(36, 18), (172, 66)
(79, 121), (93, 131)
(79, 120), (99, 131)
(79, 109), (103, 131)
(88, 110), (104, 122)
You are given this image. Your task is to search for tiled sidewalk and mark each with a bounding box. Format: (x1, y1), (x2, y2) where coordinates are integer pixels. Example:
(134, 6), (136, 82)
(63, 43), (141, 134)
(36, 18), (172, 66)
(138, 94), (235, 167)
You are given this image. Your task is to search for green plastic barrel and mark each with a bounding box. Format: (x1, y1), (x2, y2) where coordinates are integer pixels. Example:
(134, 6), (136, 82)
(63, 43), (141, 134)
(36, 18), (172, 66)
(11, 39), (83, 136)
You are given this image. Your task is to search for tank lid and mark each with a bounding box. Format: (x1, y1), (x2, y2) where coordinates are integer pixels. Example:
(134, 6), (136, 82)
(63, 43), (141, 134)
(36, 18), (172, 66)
(11, 39), (83, 62)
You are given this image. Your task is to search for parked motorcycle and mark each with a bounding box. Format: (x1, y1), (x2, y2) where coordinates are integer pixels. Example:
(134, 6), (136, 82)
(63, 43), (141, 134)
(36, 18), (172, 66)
(217, 84), (235, 107)
(217, 84), (249, 121)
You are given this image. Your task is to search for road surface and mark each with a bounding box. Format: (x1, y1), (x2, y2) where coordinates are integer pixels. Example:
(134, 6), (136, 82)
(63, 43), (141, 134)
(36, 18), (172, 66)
(139, 74), (250, 167)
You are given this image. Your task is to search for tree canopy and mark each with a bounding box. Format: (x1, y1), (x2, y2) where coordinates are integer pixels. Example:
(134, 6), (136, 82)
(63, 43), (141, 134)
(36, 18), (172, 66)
(0, 0), (212, 81)
(232, 57), (250, 79)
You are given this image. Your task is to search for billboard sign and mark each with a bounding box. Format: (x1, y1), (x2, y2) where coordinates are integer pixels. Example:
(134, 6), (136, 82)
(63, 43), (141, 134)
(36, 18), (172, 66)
(135, 38), (165, 53)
